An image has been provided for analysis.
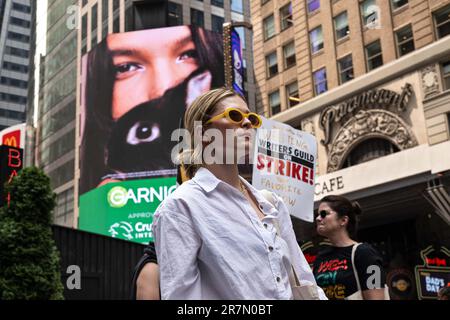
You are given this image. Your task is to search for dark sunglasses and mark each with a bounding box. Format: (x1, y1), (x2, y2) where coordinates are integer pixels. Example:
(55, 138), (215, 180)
(315, 210), (332, 219)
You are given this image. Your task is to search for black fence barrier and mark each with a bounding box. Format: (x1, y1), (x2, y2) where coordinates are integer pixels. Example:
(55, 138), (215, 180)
(52, 225), (146, 300)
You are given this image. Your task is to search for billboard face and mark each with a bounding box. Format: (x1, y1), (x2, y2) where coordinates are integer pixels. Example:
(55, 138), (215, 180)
(79, 25), (224, 242)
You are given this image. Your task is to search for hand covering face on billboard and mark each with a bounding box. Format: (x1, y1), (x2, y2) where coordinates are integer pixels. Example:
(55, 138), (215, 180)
(80, 25), (224, 195)
(78, 26), (224, 243)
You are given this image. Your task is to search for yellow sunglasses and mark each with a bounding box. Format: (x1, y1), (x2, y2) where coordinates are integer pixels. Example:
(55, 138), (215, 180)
(205, 107), (262, 128)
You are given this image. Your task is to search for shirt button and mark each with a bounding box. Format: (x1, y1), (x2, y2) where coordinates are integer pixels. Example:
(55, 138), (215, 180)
(268, 246), (274, 251)
(276, 277), (281, 282)
(264, 223), (268, 228)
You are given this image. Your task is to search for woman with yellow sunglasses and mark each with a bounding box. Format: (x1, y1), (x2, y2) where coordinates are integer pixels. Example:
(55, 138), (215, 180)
(152, 88), (326, 300)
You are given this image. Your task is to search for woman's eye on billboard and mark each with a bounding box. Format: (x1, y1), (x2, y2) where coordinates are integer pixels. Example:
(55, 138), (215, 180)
(176, 49), (198, 64)
(114, 62), (143, 80)
(126, 122), (161, 145)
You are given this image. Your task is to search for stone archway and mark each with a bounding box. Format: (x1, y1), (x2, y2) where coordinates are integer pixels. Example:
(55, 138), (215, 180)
(327, 109), (418, 172)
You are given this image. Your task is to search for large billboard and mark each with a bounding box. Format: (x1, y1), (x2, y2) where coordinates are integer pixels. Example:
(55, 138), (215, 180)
(79, 25), (225, 243)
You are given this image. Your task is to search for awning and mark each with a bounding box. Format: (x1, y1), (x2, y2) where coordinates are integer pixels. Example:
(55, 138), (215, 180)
(424, 176), (450, 226)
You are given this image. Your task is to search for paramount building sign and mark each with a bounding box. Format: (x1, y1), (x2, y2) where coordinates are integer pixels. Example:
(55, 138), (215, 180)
(319, 83), (413, 145)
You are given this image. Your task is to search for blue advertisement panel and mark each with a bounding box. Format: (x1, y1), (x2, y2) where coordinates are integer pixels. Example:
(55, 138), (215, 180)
(231, 28), (244, 97)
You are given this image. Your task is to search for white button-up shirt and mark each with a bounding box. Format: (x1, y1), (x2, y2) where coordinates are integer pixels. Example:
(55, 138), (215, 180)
(152, 167), (327, 300)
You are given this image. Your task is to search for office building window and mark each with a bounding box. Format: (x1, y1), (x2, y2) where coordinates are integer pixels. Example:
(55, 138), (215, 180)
(55, 188), (74, 221)
(395, 25), (415, 57)
(7, 31), (30, 43)
(212, 15), (224, 34)
(0, 93), (27, 104)
(361, 0), (378, 27)
(286, 82), (299, 108)
(266, 51), (278, 78)
(269, 91), (281, 115)
(82, 14), (88, 54)
(211, 0), (224, 8)
(366, 40), (383, 70)
(334, 11), (349, 40)
(9, 17), (30, 28)
(263, 14), (275, 40)
(434, 5), (450, 39)
(280, 3), (293, 31)
(0, 108), (24, 120)
(235, 27), (246, 49)
(3, 61), (29, 74)
(102, 0), (109, 38)
(391, 0), (408, 10)
(231, 0), (244, 13)
(12, 3), (31, 13)
(1, 77), (28, 89)
(338, 55), (354, 84)
(448, 113), (450, 134)
(283, 41), (296, 69)
(310, 26), (323, 54)
(442, 60), (450, 91)
(313, 68), (327, 95)
(191, 9), (204, 28)
(168, 2), (183, 26)
(91, 4), (98, 47)
(307, 0), (320, 13)
(5, 46), (29, 58)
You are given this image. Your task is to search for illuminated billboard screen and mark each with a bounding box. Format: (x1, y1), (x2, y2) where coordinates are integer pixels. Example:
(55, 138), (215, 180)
(79, 25), (225, 243)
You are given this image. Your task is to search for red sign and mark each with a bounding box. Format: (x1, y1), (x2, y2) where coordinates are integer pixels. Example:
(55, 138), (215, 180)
(2, 130), (21, 148)
(0, 145), (23, 206)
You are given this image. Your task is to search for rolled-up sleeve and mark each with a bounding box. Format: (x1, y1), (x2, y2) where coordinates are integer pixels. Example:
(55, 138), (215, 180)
(152, 207), (202, 299)
(274, 194), (328, 300)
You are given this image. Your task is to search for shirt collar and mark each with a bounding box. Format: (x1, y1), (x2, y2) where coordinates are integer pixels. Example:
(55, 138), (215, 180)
(193, 167), (279, 216)
(192, 167), (222, 193)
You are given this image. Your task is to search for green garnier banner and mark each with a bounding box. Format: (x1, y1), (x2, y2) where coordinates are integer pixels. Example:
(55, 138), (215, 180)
(79, 177), (177, 244)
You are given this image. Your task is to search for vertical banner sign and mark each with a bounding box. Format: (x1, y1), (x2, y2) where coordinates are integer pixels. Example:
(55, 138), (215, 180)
(224, 23), (246, 97)
(252, 118), (317, 222)
(0, 145), (23, 206)
(231, 28), (244, 97)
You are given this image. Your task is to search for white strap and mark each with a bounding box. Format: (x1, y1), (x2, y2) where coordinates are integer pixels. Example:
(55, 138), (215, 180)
(272, 219), (301, 286)
(261, 189), (302, 286)
(351, 243), (362, 292)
